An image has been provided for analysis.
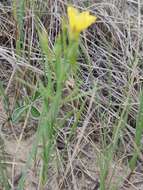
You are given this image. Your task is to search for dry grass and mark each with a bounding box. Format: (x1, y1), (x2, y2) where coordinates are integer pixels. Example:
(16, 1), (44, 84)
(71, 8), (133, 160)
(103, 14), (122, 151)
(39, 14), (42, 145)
(0, 0), (143, 189)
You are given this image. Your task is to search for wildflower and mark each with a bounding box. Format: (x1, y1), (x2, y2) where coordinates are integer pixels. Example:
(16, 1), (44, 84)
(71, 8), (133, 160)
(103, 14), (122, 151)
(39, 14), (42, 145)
(67, 6), (97, 38)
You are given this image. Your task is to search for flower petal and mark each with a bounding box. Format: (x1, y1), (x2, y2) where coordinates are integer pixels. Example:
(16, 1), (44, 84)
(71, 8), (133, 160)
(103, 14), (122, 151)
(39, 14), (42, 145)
(67, 6), (97, 38)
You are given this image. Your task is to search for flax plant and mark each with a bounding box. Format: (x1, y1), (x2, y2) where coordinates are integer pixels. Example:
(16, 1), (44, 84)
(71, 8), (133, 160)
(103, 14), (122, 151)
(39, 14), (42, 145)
(36, 6), (97, 187)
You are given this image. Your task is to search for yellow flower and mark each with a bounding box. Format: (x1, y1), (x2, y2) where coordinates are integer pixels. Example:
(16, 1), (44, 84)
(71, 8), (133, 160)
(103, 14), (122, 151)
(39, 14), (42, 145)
(67, 6), (97, 38)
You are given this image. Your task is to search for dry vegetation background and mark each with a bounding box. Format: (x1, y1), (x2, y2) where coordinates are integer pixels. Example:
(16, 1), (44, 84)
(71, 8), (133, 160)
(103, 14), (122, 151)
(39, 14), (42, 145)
(0, 0), (143, 190)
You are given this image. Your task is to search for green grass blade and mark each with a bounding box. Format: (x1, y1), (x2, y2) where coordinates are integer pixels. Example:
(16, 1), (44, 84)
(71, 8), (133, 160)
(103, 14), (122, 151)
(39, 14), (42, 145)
(130, 90), (143, 170)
